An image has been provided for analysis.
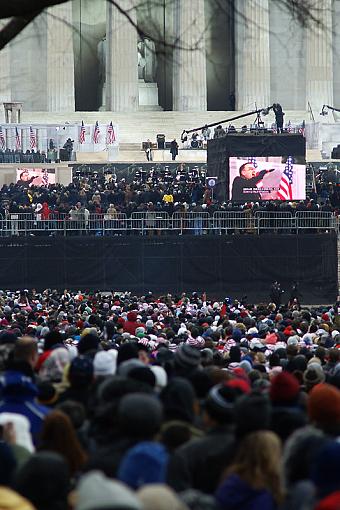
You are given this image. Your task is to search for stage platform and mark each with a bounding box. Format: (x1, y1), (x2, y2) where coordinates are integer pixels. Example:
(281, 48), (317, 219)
(0, 233), (335, 304)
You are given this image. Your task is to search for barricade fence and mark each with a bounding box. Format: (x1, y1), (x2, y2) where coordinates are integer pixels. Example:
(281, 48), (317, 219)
(0, 211), (338, 236)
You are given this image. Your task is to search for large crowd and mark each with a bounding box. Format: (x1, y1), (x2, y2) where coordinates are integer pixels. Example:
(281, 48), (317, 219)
(0, 289), (340, 509)
(1, 166), (340, 218)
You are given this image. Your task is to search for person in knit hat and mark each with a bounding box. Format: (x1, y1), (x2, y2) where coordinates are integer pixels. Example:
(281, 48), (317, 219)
(167, 383), (236, 494)
(93, 350), (116, 377)
(123, 312), (144, 336)
(270, 372), (306, 442)
(303, 363), (326, 392)
(118, 441), (169, 489)
(137, 485), (189, 510)
(174, 344), (201, 376)
(57, 356), (93, 407)
(75, 471), (141, 510)
(308, 383), (340, 436)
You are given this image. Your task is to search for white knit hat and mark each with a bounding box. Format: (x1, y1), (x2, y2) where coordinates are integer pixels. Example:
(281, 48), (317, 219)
(76, 471), (141, 510)
(93, 351), (116, 377)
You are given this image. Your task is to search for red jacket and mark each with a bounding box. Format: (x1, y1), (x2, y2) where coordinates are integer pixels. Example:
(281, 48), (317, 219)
(123, 312), (144, 335)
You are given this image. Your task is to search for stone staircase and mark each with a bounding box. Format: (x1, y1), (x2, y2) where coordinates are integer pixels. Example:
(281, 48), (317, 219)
(20, 110), (309, 145)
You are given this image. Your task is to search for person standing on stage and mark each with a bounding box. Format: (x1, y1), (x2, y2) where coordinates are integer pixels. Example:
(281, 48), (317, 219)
(170, 139), (179, 161)
(273, 103), (285, 133)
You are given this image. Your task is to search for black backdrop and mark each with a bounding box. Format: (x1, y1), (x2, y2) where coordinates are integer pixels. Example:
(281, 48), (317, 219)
(0, 233), (336, 303)
(207, 134), (306, 202)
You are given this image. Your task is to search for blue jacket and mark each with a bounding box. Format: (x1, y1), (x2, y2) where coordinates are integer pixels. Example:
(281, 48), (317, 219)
(0, 370), (50, 444)
(215, 474), (276, 510)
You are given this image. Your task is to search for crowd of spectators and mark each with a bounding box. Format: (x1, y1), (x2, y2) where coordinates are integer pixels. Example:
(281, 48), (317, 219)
(0, 150), (49, 164)
(0, 289), (339, 509)
(1, 165), (339, 219)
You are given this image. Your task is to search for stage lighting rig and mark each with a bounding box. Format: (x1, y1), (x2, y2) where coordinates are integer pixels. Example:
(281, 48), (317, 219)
(183, 104), (275, 136)
(320, 105), (340, 116)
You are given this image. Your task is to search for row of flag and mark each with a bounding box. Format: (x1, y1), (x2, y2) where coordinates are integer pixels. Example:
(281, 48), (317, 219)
(0, 126), (37, 151)
(273, 120), (305, 136)
(79, 121), (116, 145)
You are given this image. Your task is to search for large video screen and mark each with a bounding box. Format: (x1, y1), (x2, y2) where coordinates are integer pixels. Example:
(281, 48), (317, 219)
(229, 156), (306, 202)
(16, 168), (56, 187)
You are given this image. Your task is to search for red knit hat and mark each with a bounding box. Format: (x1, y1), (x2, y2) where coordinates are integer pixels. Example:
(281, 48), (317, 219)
(270, 372), (300, 404)
(283, 326), (293, 337)
(225, 378), (251, 395)
(308, 383), (340, 426)
(315, 491), (340, 510)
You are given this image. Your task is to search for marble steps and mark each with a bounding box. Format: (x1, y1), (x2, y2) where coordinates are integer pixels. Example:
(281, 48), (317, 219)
(20, 110), (309, 145)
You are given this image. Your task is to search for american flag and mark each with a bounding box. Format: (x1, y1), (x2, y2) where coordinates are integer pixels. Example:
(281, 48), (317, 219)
(277, 156), (294, 201)
(0, 127), (5, 150)
(247, 157), (258, 168)
(287, 120), (292, 133)
(29, 126), (36, 150)
(42, 168), (49, 187)
(15, 127), (21, 151)
(93, 121), (100, 144)
(79, 121), (86, 144)
(106, 122), (116, 144)
(299, 120), (306, 137)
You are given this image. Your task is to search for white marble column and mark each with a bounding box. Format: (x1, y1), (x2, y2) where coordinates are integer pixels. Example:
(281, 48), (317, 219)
(0, 21), (11, 123)
(0, 21), (11, 109)
(106, 0), (138, 112)
(46, 3), (75, 112)
(236, 0), (270, 110)
(306, 0), (333, 115)
(172, 0), (207, 111)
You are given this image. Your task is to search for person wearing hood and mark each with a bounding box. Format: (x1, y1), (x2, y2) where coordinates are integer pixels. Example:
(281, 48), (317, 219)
(215, 431), (283, 510)
(0, 337), (49, 444)
(123, 312), (144, 336)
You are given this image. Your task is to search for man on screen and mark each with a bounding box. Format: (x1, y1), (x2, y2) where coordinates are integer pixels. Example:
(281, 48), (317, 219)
(17, 170), (37, 187)
(231, 163), (274, 202)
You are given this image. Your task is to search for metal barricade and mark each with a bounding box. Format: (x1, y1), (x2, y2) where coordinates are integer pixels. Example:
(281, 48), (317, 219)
(212, 211), (254, 234)
(296, 211), (334, 231)
(103, 213), (128, 235)
(25, 213), (65, 235)
(0, 210), (338, 236)
(254, 211), (294, 233)
(130, 212), (170, 234)
(172, 212), (211, 234)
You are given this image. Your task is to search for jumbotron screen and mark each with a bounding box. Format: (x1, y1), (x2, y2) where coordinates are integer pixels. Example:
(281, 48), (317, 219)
(228, 156), (306, 202)
(16, 168), (56, 187)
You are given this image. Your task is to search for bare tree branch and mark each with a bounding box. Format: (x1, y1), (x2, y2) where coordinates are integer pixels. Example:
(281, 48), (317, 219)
(107, 0), (204, 52)
(0, 0), (67, 19)
(0, 11), (43, 51)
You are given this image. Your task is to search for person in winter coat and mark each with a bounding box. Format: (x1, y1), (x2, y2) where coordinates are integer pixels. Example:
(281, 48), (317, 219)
(0, 337), (50, 444)
(123, 312), (144, 336)
(215, 431), (283, 510)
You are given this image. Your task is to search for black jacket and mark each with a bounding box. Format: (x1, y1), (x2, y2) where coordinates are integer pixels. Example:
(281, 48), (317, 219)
(231, 170), (267, 202)
(167, 425), (235, 494)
